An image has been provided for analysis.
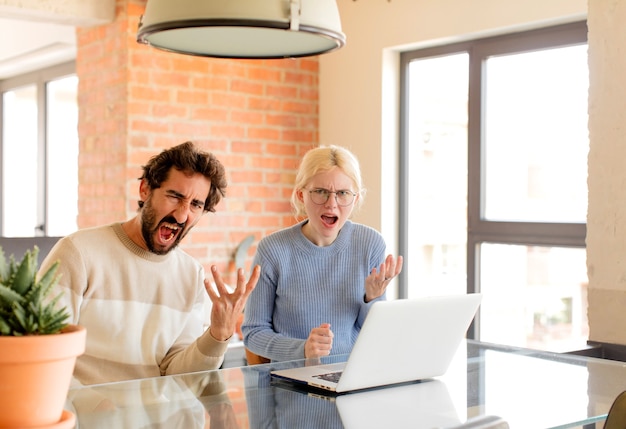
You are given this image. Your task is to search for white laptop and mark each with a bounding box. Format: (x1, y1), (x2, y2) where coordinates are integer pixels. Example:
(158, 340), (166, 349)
(270, 293), (482, 394)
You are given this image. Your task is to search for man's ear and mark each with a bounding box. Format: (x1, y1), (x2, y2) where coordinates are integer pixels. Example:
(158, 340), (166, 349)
(139, 178), (150, 201)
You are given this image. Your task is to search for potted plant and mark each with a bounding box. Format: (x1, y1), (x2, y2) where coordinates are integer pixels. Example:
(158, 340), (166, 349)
(0, 245), (86, 429)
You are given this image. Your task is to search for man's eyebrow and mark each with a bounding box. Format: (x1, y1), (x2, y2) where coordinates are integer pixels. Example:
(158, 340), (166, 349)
(165, 189), (185, 198)
(165, 189), (205, 206)
(191, 197), (205, 207)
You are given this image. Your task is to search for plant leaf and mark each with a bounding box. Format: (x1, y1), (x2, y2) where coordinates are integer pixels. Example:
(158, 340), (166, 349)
(0, 247), (8, 282)
(0, 283), (25, 306)
(37, 260), (60, 291)
(11, 250), (34, 295)
(0, 245), (69, 336)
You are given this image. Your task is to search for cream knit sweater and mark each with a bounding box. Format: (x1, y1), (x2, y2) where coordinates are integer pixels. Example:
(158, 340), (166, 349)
(39, 223), (228, 385)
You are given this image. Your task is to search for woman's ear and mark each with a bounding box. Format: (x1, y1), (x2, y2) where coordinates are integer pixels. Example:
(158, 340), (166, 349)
(296, 188), (304, 203)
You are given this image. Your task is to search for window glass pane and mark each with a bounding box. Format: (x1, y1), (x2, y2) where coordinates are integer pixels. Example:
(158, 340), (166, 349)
(2, 85), (38, 237)
(407, 53), (468, 298)
(47, 75), (78, 236)
(479, 243), (588, 352)
(483, 45), (589, 223)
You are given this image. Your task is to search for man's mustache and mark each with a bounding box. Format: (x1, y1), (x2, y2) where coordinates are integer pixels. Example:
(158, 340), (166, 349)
(160, 216), (185, 229)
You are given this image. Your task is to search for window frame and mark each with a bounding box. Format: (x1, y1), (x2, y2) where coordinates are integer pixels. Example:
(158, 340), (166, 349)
(398, 22), (588, 339)
(0, 61), (76, 237)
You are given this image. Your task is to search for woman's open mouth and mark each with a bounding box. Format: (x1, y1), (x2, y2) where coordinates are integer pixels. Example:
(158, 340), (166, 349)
(321, 214), (338, 227)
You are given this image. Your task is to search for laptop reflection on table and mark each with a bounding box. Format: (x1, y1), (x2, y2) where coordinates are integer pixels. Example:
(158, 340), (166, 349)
(338, 383), (509, 429)
(336, 379), (461, 428)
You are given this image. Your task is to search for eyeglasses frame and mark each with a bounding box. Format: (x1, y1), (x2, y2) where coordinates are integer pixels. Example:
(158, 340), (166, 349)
(306, 187), (357, 207)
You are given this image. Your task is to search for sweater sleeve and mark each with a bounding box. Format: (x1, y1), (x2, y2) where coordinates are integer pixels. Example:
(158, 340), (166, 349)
(242, 241), (308, 362)
(159, 288), (228, 375)
(355, 228), (388, 327)
(160, 333), (228, 376)
(39, 236), (87, 325)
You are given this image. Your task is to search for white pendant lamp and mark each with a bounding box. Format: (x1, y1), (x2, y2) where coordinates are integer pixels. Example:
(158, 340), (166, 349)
(137, 0), (346, 59)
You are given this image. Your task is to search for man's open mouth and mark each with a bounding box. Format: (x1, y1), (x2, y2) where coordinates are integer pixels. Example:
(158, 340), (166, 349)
(159, 223), (181, 243)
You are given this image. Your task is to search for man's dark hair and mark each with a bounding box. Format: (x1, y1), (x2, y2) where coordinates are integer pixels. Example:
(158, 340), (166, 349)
(138, 141), (227, 213)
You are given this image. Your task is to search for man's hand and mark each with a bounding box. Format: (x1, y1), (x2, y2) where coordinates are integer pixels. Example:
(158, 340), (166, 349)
(205, 265), (261, 341)
(304, 323), (334, 358)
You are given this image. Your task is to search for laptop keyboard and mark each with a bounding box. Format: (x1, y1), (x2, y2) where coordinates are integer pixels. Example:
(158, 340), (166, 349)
(313, 371), (343, 383)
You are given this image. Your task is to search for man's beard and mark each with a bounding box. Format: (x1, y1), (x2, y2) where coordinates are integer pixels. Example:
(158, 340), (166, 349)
(141, 198), (187, 255)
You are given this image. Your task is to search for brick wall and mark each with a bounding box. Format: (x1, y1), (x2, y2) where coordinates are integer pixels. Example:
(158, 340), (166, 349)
(76, 0), (318, 284)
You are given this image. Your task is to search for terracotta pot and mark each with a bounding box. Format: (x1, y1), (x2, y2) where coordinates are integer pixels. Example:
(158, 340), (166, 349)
(0, 325), (86, 428)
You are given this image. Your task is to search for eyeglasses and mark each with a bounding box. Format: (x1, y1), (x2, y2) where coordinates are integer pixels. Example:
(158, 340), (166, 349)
(307, 188), (356, 207)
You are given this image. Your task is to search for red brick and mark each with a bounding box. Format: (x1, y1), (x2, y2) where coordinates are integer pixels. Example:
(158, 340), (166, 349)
(76, 0), (319, 272)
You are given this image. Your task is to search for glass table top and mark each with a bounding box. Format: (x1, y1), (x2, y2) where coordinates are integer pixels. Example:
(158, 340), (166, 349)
(66, 340), (626, 428)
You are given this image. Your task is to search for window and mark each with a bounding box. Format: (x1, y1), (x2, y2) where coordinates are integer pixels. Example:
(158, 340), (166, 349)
(1, 62), (78, 237)
(399, 22), (588, 352)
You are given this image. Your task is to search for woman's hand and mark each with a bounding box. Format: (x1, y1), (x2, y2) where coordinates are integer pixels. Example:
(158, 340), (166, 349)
(304, 323), (334, 358)
(364, 254), (404, 302)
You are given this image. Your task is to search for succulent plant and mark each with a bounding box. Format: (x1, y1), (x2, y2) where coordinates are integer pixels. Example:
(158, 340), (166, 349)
(0, 246), (69, 335)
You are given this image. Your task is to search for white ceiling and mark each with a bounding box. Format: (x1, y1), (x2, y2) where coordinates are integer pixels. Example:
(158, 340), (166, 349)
(0, 17), (76, 79)
(0, 0), (115, 79)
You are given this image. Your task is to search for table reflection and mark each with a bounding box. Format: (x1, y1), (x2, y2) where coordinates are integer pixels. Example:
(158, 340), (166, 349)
(67, 370), (237, 428)
(243, 364), (464, 428)
(65, 340), (626, 428)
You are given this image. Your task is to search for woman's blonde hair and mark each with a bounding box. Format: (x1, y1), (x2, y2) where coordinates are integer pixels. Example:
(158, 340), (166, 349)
(290, 145), (365, 218)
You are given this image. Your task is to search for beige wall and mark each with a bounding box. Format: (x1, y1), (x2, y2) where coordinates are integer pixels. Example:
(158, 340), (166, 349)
(587, 0), (626, 344)
(319, 0), (587, 252)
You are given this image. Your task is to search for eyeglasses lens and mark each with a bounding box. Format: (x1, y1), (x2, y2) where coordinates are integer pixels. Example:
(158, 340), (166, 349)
(309, 189), (355, 206)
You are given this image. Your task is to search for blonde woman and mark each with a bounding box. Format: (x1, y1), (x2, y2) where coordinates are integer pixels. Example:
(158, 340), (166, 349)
(242, 145), (402, 362)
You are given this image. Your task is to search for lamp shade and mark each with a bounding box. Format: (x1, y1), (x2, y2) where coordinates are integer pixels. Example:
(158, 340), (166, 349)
(137, 0), (346, 59)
